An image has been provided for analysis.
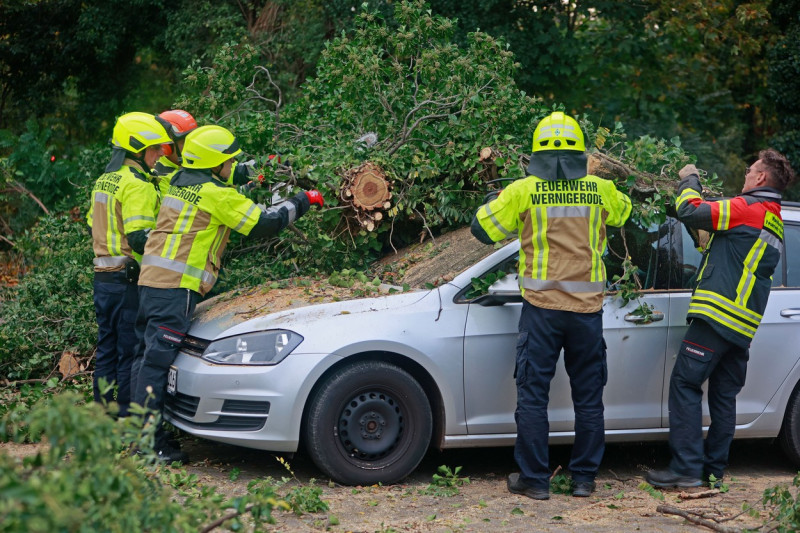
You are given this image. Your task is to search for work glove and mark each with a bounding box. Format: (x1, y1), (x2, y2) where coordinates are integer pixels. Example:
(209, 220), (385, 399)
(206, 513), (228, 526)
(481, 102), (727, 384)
(678, 164), (699, 180)
(305, 189), (324, 208)
(232, 159), (261, 187)
(240, 174), (266, 193)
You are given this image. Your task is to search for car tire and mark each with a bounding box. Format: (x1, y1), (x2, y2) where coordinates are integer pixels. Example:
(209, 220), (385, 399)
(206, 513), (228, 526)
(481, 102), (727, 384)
(303, 360), (433, 485)
(779, 385), (800, 466)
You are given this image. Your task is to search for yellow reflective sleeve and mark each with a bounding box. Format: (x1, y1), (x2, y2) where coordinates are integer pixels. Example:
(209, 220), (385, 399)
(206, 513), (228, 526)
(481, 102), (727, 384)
(119, 172), (159, 233)
(601, 180), (632, 228)
(676, 187), (702, 210)
(212, 186), (261, 236)
(86, 200), (94, 228)
(475, 181), (522, 241)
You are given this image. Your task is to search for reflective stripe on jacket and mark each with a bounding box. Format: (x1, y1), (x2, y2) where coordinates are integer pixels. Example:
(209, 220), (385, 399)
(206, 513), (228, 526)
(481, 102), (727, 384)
(473, 173), (632, 312)
(676, 175), (783, 347)
(138, 169), (262, 296)
(86, 161), (160, 271)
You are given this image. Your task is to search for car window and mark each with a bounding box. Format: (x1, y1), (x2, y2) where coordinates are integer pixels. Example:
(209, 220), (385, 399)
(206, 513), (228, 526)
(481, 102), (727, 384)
(605, 219), (671, 291)
(605, 218), (704, 292)
(678, 224), (704, 289)
(784, 223), (800, 287)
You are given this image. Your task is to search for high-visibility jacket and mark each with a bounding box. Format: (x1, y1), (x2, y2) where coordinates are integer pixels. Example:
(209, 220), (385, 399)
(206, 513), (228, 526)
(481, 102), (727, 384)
(86, 160), (160, 271)
(138, 168), (304, 296)
(154, 157), (180, 198)
(676, 174), (783, 347)
(472, 173), (632, 313)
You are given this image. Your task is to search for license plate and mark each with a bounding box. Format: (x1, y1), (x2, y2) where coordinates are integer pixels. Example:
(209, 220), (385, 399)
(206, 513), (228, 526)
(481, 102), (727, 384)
(167, 366), (177, 396)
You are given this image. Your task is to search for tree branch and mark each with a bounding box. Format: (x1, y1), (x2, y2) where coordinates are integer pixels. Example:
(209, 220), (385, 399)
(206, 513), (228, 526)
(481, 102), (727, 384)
(11, 181), (49, 215)
(656, 505), (742, 533)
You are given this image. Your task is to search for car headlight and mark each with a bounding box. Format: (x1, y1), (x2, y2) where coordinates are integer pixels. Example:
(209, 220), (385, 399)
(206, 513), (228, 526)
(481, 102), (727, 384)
(201, 330), (303, 365)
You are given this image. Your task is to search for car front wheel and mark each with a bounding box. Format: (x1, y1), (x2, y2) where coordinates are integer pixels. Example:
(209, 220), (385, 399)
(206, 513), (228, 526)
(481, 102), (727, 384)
(779, 385), (800, 466)
(303, 360), (433, 485)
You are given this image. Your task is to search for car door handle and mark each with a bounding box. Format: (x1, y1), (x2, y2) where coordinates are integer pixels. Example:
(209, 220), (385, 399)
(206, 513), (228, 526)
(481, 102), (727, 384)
(624, 311), (665, 323)
(781, 308), (800, 318)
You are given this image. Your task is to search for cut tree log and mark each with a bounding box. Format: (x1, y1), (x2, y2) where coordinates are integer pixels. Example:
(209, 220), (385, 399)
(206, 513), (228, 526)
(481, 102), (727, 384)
(339, 161), (393, 234)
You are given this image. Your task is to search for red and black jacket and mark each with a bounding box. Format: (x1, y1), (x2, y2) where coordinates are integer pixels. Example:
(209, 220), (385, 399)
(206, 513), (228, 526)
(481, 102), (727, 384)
(675, 173), (783, 348)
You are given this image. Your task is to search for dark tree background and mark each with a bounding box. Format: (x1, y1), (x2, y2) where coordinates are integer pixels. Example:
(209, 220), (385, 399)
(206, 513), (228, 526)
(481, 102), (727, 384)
(1, 0), (799, 380)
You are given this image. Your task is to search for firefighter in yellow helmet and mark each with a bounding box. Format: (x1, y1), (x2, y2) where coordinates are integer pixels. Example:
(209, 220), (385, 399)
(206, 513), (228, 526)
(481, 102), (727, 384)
(154, 109), (267, 194)
(86, 112), (172, 417)
(131, 125), (323, 462)
(471, 111), (632, 499)
(153, 109), (199, 196)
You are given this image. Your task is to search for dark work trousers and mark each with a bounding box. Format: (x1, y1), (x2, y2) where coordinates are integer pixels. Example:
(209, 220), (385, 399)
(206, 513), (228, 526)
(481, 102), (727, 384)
(92, 271), (139, 417)
(131, 286), (200, 446)
(514, 300), (607, 490)
(668, 318), (749, 479)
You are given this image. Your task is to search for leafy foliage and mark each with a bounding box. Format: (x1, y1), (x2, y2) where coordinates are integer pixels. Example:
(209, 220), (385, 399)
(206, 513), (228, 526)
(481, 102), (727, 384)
(0, 214), (95, 380)
(174, 0), (549, 286)
(282, 0), (545, 232)
(0, 0), (171, 135)
(419, 465), (470, 497)
(466, 270), (507, 299)
(284, 482), (330, 515)
(753, 473), (800, 532)
(0, 390), (344, 532)
(639, 481), (665, 501)
(768, 7), (800, 200)
(550, 473), (573, 495)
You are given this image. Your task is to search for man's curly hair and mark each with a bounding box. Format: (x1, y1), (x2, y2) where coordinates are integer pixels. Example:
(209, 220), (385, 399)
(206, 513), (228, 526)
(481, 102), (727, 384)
(759, 148), (795, 191)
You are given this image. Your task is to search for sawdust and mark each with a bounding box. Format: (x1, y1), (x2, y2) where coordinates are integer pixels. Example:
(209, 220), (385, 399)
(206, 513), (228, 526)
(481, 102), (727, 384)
(193, 280), (370, 325)
(193, 226), (499, 327)
(376, 226), (505, 288)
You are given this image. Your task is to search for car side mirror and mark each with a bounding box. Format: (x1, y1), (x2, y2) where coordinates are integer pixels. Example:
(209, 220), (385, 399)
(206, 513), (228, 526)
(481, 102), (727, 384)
(473, 273), (522, 306)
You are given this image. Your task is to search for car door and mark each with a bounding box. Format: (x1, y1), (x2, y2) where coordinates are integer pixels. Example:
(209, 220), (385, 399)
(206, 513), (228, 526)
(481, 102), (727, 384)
(662, 218), (800, 426)
(462, 220), (672, 435)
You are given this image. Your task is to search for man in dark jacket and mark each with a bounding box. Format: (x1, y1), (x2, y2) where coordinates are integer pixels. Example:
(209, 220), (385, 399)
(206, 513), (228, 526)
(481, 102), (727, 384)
(647, 149), (794, 488)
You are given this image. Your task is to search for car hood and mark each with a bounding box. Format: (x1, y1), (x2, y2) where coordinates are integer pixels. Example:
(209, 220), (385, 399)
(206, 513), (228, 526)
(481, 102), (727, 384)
(189, 281), (431, 340)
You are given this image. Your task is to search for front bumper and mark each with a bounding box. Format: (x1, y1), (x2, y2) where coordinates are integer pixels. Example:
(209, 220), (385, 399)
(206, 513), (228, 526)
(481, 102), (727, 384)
(164, 349), (335, 452)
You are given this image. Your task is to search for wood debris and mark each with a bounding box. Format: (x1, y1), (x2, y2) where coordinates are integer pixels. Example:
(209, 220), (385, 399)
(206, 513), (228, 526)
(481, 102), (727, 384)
(339, 161), (393, 233)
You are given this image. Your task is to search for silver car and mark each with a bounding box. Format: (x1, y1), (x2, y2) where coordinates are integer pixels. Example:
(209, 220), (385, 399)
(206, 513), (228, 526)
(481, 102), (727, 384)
(165, 203), (800, 485)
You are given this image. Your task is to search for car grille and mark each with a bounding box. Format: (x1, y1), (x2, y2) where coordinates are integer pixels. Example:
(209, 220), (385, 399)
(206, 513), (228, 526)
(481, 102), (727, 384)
(165, 394), (270, 432)
(166, 391), (199, 418)
(181, 335), (210, 357)
(222, 399), (270, 414)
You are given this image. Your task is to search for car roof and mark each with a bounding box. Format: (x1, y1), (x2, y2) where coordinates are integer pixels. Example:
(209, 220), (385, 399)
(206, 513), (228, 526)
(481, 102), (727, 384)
(784, 201), (800, 222)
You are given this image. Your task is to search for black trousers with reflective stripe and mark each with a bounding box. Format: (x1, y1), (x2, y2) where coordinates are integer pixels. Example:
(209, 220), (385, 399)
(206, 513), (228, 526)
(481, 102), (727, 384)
(92, 271), (138, 416)
(131, 286), (200, 445)
(668, 318), (749, 479)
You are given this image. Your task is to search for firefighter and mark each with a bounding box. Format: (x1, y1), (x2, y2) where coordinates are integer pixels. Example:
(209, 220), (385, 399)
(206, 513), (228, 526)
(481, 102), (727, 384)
(471, 111), (632, 500)
(86, 112), (172, 417)
(646, 149), (794, 488)
(131, 124), (323, 462)
(153, 109), (198, 196)
(155, 109), (273, 192)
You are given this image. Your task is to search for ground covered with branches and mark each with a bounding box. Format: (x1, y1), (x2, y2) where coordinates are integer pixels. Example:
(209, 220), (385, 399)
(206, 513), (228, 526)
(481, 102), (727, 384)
(3, 425), (799, 532)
